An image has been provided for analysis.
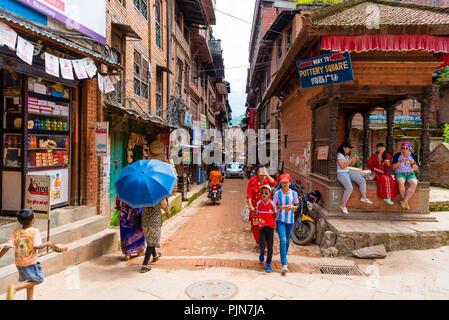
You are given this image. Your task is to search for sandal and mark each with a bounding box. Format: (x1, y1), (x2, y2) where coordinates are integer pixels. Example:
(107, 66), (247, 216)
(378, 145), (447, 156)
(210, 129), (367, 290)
(153, 252), (162, 262)
(140, 265), (152, 273)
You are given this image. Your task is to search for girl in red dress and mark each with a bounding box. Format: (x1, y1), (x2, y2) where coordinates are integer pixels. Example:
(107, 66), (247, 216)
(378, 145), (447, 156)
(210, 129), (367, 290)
(246, 165), (277, 245)
(367, 142), (398, 205)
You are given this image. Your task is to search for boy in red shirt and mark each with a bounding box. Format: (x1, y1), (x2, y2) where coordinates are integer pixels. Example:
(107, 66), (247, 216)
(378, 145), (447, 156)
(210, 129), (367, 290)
(256, 185), (277, 273)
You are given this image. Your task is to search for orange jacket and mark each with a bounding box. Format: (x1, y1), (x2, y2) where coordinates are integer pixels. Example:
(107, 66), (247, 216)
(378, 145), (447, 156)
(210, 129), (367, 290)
(209, 170), (223, 186)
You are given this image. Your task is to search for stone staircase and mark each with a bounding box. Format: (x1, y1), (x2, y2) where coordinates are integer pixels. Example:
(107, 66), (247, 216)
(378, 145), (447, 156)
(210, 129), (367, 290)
(0, 206), (118, 294)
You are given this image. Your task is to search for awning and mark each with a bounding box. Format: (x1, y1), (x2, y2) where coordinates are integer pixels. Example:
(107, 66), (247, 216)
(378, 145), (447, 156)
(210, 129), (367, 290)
(157, 65), (174, 75)
(112, 23), (141, 40)
(0, 8), (121, 69)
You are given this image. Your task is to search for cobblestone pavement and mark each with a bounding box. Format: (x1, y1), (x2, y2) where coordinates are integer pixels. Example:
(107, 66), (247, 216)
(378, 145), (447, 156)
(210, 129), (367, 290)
(3, 179), (449, 300)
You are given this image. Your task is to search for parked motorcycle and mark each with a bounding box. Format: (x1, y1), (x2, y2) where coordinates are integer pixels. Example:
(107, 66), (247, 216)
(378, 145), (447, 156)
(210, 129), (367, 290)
(207, 184), (222, 205)
(289, 180), (322, 245)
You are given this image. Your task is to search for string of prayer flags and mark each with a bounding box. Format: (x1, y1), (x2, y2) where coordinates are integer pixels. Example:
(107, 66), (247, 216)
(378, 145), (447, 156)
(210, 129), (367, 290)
(72, 59), (89, 79)
(16, 36), (34, 65)
(60, 58), (74, 80)
(84, 57), (98, 78)
(44, 52), (60, 77)
(0, 22), (17, 49)
(97, 73), (104, 93)
(104, 75), (115, 94)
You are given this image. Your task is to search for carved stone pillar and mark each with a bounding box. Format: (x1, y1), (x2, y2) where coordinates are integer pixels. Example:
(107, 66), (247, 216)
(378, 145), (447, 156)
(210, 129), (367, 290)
(386, 105), (395, 155)
(362, 112), (370, 170)
(345, 113), (354, 143)
(327, 97), (339, 185)
(420, 85), (438, 183)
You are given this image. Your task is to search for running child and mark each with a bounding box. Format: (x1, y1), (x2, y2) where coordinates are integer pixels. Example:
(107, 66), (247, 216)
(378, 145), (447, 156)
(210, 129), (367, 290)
(0, 208), (66, 300)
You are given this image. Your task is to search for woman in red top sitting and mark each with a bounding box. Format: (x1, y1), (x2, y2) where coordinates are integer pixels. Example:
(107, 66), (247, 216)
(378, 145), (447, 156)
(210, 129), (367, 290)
(246, 164), (277, 245)
(367, 142), (398, 205)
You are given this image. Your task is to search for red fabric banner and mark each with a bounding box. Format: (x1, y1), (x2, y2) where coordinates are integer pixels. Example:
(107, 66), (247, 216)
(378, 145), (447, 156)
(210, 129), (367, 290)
(321, 35), (449, 68)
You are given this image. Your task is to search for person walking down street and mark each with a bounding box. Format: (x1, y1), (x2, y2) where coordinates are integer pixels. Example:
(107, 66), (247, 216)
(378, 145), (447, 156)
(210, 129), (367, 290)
(392, 142), (420, 210)
(273, 173), (299, 275)
(140, 199), (170, 273)
(247, 165), (277, 246)
(117, 198), (146, 261)
(256, 185), (277, 273)
(0, 209), (66, 300)
(368, 142), (398, 205)
(336, 141), (373, 215)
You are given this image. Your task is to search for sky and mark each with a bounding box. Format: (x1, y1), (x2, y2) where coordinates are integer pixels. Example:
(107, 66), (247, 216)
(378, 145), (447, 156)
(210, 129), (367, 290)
(212, 0), (256, 118)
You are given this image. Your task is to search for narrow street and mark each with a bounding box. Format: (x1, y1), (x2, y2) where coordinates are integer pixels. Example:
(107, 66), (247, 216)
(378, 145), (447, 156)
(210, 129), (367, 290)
(3, 178), (449, 300)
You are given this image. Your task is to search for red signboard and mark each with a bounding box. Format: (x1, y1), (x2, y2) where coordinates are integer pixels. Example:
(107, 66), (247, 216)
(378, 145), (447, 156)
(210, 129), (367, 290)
(248, 109), (257, 129)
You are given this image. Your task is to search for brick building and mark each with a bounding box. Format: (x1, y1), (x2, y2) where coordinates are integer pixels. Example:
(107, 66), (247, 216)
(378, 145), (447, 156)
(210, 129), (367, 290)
(0, 1), (120, 217)
(262, 1), (449, 220)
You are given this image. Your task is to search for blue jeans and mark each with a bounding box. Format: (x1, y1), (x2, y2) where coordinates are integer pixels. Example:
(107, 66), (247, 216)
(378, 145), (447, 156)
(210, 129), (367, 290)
(276, 221), (294, 265)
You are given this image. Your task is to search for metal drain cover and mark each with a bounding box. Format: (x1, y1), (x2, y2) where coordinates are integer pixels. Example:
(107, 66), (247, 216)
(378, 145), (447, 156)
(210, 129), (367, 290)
(318, 265), (362, 276)
(186, 280), (238, 300)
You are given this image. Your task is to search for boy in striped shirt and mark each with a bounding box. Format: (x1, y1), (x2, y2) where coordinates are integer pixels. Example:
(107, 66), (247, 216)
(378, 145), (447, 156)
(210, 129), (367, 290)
(273, 174), (299, 275)
(256, 185), (277, 273)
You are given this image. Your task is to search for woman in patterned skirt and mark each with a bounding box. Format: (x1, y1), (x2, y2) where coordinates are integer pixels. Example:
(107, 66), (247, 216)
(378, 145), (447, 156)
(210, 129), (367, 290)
(117, 199), (146, 261)
(140, 199), (170, 273)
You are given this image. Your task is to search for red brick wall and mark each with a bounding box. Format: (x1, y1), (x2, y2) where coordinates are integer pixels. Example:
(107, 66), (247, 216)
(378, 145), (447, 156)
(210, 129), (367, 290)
(81, 79), (98, 207)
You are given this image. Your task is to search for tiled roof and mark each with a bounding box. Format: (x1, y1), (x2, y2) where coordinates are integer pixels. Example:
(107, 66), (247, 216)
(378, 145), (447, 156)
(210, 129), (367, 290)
(314, 1), (449, 27)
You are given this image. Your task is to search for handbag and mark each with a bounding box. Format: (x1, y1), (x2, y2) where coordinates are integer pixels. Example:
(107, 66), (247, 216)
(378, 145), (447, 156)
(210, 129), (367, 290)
(109, 210), (120, 227)
(241, 204), (250, 223)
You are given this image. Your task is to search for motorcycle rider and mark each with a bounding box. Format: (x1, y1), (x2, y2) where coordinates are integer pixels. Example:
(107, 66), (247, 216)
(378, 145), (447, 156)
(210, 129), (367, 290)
(208, 164), (223, 197)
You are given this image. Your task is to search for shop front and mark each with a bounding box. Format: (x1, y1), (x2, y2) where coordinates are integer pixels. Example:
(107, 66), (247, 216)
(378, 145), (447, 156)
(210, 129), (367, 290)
(0, 15), (119, 215)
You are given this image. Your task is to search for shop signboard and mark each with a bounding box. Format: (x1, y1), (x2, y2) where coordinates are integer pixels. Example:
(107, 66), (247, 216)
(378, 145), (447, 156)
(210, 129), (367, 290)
(17, 0), (107, 44)
(248, 109), (256, 129)
(25, 175), (50, 219)
(200, 114), (207, 130)
(369, 114), (422, 126)
(32, 168), (69, 206)
(184, 112), (192, 128)
(317, 146), (329, 160)
(296, 51), (354, 89)
(94, 122), (109, 156)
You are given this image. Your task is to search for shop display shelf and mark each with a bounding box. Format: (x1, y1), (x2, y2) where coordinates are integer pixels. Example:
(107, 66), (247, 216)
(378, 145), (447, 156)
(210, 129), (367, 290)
(1, 129), (22, 134)
(28, 148), (69, 151)
(28, 129), (69, 136)
(28, 92), (70, 104)
(27, 164), (69, 171)
(28, 112), (69, 118)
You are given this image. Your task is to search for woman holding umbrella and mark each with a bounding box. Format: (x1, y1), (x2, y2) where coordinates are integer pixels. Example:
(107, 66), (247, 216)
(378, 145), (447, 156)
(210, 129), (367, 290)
(115, 159), (177, 273)
(140, 199), (170, 273)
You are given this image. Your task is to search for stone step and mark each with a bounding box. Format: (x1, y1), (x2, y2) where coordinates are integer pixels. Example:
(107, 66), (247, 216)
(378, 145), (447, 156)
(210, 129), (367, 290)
(0, 228), (118, 295)
(0, 206), (97, 243)
(326, 212), (449, 254)
(0, 215), (109, 268)
(317, 205), (437, 222)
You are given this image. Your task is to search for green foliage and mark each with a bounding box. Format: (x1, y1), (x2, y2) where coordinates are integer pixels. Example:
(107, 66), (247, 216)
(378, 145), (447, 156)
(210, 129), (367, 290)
(296, 0), (341, 4)
(436, 67), (449, 84)
(443, 123), (449, 143)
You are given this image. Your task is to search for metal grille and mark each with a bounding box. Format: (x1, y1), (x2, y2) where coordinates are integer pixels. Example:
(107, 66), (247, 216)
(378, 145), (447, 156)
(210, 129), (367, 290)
(318, 265), (362, 276)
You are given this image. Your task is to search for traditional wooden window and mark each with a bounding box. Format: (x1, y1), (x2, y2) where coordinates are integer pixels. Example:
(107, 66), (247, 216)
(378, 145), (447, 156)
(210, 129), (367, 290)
(184, 64), (190, 93)
(277, 37), (283, 60)
(191, 62), (198, 87)
(286, 26), (292, 50)
(155, 0), (162, 48)
(156, 70), (163, 117)
(134, 50), (149, 100)
(134, 0), (148, 19)
(176, 59), (183, 96)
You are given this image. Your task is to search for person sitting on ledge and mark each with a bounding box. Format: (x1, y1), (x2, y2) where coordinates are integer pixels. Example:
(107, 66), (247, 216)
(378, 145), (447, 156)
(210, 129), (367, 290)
(392, 142), (420, 210)
(367, 142), (398, 206)
(336, 141), (373, 215)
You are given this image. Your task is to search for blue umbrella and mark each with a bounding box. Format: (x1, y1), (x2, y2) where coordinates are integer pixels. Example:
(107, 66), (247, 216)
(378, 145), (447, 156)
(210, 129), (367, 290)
(115, 159), (177, 208)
